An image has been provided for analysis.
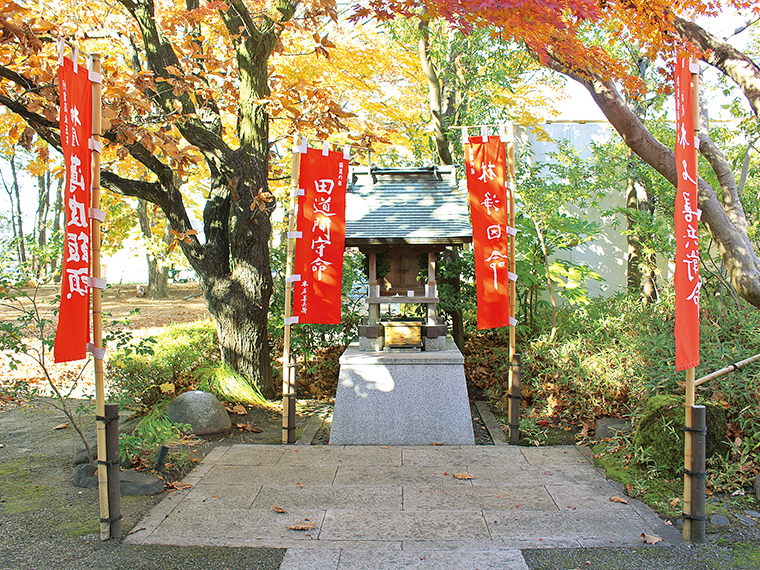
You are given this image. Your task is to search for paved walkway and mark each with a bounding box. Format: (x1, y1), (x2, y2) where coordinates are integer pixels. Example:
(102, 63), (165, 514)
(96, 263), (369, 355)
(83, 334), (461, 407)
(125, 432), (681, 570)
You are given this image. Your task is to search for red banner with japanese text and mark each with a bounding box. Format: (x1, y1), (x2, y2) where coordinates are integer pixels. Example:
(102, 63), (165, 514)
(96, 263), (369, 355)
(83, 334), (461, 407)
(293, 147), (348, 324)
(674, 55), (700, 371)
(465, 135), (511, 330)
(54, 57), (92, 363)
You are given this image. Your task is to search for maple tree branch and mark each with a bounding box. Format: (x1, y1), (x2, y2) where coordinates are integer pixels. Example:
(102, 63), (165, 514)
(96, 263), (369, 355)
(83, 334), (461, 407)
(673, 16), (760, 118)
(0, 93), (60, 151)
(0, 65), (40, 93)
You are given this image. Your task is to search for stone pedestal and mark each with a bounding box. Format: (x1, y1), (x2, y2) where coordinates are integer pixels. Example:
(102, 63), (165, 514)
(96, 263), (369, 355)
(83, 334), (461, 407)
(329, 339), (474, 445)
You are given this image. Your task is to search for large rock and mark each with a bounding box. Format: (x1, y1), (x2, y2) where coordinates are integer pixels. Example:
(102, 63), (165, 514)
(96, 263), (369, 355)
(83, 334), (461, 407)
(72, 465), (164, 495)
(73, 437), (97, 465)
(120, 469), (165, 496)
(166, 390), (231, 435)
(73, 463), (99, 488)
(633, 395), (727, 477)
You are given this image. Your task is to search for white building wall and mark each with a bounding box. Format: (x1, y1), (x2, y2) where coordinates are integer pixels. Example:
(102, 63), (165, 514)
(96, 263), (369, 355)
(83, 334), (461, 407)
(518, 122), (627, 299)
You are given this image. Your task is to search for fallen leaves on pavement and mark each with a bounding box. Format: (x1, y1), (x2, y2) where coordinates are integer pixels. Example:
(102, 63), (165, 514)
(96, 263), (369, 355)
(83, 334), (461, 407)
(610, 496), (628, 504)
(641, 533), (662, 544)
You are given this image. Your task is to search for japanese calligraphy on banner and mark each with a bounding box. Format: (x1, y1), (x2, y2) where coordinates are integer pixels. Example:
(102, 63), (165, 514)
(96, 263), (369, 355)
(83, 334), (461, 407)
(293, 147), (348, 324)
(465, 135), (511, 330)
(674, 54), (700, 371)
(54, 57), (92, 363)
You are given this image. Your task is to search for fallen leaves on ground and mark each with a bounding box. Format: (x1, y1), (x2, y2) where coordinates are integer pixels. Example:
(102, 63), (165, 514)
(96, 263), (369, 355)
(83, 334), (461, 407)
(288, 521), (317, 530)
(641, 533), (662, 544)
(453, 472), (475, 480)
(167, 481), (192, 490)
(226, 404), (247, 415)
(670, 497), (681, 507)
(610, 496), (629, 504)
(272, 505), (287, 513)
(235, 422), (262, 433)
(53, 422), (69, 430)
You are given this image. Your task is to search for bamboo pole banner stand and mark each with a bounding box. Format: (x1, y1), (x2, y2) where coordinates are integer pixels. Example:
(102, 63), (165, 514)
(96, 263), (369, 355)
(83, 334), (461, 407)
(505, 124), (519, 443)
(674, 54), (702, 541)
(282, 135), (302, 444)
(89, 53), (115, 541)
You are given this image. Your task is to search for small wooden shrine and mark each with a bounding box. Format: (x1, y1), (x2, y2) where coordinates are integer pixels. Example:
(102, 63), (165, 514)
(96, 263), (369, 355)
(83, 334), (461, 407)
(345, 166), (472, 351)
(330, 165), (474, 445)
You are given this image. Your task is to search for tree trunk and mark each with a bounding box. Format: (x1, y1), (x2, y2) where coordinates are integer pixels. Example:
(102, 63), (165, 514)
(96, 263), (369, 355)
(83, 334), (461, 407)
(136, 198), (170, 298)
(441, 248), (465, 351)
(35, 172), (50, 280)
(50, 177), (63, 283)
(201, 259), (274, 398)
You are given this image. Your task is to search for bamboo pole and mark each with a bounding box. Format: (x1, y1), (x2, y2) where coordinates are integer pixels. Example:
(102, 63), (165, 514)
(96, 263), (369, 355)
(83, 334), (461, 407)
(282, 135), (301, 444)
(506, 124), (519, 442)
(683, 61), (700, 542)
(695, 352), (760, 386)
(691, 405), (707, 542)
(90, 54), (109, 541)
(683, 366), (696, 540)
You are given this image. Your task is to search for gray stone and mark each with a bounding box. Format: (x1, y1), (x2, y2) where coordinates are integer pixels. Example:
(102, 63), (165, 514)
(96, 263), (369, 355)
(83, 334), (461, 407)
(329, 339), (474, 445)
(73, 463), (98, 488)
(120, 469), (165, 496)
(746, 510), (760, 518)
(423, 335), (445, 352)
(736, 514), (756, 526)
(73, 437), (97, 465)
(73, 465), (163, 495)
(710, 514), (730, 526)
(166, 390), (231, 435)
(756, 474), (760, 502)
(594, 418), (631, 439)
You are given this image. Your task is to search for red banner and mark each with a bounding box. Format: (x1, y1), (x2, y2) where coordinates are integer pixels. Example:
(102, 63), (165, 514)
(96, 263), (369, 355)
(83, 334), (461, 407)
(465, 135), (511, 330)
(293, 147), (348, 324)
(54, 57), (92, 362)
(674, 55), (700, 371)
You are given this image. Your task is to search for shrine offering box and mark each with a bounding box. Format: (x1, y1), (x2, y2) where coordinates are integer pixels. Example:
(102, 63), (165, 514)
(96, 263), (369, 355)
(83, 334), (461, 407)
(382, 321), (422, 348)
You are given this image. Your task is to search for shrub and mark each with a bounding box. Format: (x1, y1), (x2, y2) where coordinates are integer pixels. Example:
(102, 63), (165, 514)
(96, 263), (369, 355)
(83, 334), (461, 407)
(107, 320), (218, 410)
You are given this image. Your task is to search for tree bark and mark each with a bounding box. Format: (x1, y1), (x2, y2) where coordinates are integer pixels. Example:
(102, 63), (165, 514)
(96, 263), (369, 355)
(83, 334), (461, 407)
(35, 172), (50, 280)
(418, 19), (453, 166)
(136, 199), (170, 298)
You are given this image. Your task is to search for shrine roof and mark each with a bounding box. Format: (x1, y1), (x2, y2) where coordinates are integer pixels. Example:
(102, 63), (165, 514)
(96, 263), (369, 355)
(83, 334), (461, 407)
(345, 166), (473, 247)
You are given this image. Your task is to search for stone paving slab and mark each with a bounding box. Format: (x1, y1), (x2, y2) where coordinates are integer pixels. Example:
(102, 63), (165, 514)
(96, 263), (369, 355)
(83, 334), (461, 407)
(401, 445), (529, 467)
(251, 484), (402, 510)
(275, 445), (402, 466)
(333, 465), (478, 486)
(199, 464), (338, 486)
(403, 485), (556, 511)
(279, 547), (531, 570)
(181, 482), (263, 509)
(486, 509), (659, 542)
(318, 509), (491, 541)
(217, 445), (284, 465)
